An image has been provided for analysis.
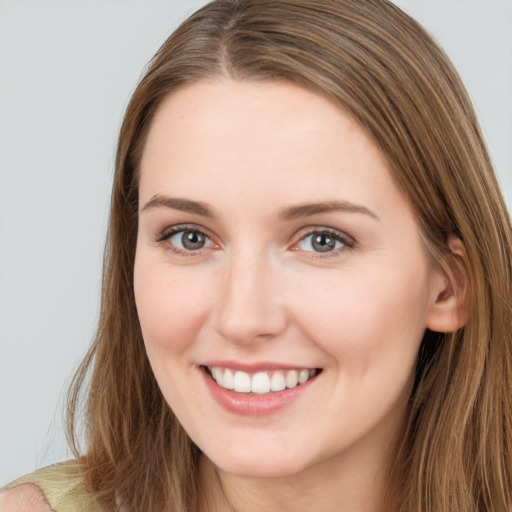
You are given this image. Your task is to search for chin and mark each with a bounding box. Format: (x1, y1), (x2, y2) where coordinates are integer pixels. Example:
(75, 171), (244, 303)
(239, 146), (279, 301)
(203, 445), (317, 479)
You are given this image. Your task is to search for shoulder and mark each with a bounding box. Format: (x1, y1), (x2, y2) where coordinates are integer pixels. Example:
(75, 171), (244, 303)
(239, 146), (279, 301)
(0, 462), (107, 512)
(0, 483), (50, 511)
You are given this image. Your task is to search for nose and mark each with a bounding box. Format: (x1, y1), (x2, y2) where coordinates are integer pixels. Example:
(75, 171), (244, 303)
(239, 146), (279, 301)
(211, 250), (288, 344)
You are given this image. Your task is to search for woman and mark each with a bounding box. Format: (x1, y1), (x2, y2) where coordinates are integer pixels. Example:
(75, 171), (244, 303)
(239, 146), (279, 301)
(2, 0), (511, 511)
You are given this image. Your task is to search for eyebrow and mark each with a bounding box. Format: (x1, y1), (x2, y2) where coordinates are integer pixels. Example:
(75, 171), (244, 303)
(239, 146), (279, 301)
(140, 195), (214, 217)
(140, 195), (379, 221)
(278, 200), (379, 221)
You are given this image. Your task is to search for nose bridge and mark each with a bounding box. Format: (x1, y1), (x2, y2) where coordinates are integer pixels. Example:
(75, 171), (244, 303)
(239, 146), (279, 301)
(213, 245), (286, 343)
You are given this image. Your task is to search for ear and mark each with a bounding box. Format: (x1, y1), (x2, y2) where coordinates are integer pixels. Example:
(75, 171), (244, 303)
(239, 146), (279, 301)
(426, 236), (470, 333)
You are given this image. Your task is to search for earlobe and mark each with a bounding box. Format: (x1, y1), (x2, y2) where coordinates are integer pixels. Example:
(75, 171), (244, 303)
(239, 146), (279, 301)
(426, 236), (470, 333)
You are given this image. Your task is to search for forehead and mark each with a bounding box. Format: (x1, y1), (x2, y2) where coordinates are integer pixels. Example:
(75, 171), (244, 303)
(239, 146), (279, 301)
(138, 79), (401, 217)
(142, 79), (370, 160)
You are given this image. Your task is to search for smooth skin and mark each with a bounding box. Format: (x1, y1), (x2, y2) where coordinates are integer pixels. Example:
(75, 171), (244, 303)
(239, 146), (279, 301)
(0, 484), (50, 511)
(134, 79), (467, 512)
(2, 80), (467, 512)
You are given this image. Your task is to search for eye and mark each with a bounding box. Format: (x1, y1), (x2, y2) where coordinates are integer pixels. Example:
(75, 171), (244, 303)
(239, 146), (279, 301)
(171, 230), (210, 250)
(157, 225), (214, 254)
(295, 229), (353, 254)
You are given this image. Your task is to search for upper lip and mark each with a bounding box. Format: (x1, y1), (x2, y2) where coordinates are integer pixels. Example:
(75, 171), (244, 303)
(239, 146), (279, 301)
(201, 360), (320, 372)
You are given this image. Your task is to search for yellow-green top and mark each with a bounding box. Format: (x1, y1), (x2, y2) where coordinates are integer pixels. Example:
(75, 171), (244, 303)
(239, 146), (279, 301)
(1, 462), (107, 512)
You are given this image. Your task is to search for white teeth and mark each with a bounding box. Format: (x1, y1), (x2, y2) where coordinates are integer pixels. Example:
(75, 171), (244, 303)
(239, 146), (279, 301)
(233, 371), (252, 392)
(270, 371), (286, 392)
(298, 369), (309, 384)
(285, 370), (298, 389)
(223, 369), (234, 390)
(208, 366), (317, 394)
(212, 367), (224, 386)
(251, 372), (271, 394)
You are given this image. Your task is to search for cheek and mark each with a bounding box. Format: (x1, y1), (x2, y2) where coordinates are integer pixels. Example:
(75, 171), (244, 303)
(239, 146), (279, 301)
(133, 257), (210, 355)
(133, 256), (215, 418)
(288, 262), (431, 368)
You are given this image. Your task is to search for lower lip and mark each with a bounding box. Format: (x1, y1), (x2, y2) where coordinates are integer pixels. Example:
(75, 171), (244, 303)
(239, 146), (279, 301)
(200, 367), (318, 417)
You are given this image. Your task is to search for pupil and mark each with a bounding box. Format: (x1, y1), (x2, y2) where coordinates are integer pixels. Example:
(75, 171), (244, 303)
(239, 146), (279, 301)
(182, 231), (205, 250)
(312, 233), (336, 252)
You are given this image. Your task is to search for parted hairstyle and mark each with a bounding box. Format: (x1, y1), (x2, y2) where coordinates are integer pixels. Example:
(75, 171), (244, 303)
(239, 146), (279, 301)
(66, 0), (512, 510)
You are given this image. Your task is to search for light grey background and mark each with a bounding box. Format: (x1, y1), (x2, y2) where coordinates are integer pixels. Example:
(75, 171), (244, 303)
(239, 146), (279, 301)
(0, 0), (510, 484)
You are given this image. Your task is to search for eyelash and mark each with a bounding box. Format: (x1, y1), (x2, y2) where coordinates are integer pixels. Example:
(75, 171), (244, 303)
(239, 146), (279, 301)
(155, 224), (213, 257)
(294, 228), (355, 258)
(155, 224), (355, 258)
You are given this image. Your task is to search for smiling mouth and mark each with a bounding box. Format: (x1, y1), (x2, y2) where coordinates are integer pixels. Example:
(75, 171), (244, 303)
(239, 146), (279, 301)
(202, 366), (322, 395)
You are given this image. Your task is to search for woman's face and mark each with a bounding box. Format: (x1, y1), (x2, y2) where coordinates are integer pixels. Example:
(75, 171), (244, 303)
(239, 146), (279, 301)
(134, 79), (447, 479)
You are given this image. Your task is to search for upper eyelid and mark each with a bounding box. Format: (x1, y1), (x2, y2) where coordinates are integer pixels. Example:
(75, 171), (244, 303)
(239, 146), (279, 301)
(157, 223), (213, 241)
(292, 225), (355, 244)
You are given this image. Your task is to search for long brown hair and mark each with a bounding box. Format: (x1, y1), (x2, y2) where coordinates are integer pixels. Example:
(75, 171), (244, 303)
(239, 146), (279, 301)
(67, 1), (512, 510)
